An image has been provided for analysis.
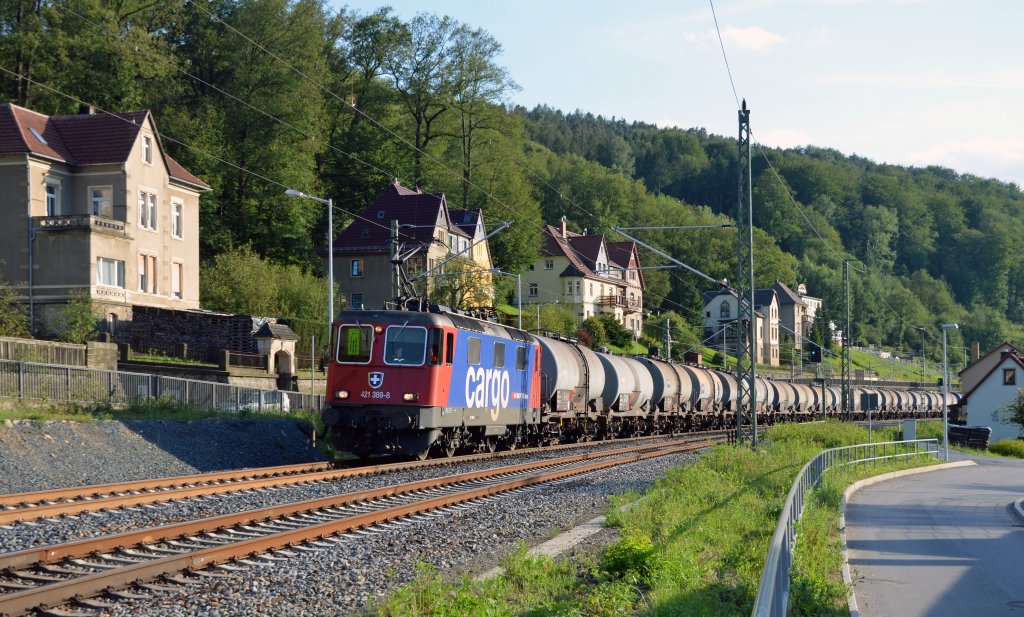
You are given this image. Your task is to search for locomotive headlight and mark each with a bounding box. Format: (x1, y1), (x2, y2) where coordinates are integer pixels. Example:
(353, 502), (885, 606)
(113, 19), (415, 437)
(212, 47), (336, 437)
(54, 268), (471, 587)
(336, 390), (349, 399)
(374, 325), (383, 334)
(402, 392), (419, 402)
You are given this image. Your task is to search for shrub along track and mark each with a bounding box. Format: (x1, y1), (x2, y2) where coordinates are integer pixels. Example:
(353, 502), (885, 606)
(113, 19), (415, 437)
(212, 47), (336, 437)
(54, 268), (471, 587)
(0, 437), (718, 617)
(0, 431), (728, 526)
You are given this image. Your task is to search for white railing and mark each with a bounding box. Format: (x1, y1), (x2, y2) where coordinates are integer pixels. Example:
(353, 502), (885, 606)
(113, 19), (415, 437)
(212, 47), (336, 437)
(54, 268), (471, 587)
(752, 438), (939, 617)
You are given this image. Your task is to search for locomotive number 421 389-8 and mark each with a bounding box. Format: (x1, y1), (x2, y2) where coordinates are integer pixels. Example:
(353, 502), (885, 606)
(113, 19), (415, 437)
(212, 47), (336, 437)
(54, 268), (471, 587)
(360, 390), (391, 400)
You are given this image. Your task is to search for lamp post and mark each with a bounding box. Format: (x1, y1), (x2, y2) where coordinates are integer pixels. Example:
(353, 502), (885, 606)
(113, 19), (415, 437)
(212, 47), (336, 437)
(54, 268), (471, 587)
(285, 189), (334, 339)
(941, 323), (958, 462)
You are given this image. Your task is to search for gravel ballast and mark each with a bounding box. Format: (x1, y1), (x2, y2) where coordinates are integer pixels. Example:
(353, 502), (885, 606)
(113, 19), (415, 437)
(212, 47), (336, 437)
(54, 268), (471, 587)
(0, 419), (704, 615)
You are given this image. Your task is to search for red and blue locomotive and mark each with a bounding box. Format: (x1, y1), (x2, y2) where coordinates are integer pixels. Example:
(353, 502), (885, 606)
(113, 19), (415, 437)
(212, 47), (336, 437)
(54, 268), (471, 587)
(322, 307), (541, 458)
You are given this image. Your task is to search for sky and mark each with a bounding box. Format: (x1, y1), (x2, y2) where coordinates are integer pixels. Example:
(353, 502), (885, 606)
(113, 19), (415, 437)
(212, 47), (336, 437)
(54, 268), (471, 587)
(335, 0), (1024, 189)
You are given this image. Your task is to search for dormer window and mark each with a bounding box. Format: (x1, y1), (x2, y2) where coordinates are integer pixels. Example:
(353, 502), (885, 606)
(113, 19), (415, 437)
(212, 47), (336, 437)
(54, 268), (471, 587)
(142, 135), (153, 164)
(377, 210), (385, 219)
(360, 228), (370, 238)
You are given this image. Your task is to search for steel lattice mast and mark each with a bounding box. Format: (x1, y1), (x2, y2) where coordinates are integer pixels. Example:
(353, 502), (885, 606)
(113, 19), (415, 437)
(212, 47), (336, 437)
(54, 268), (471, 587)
(736, 100), (757, 446)
(842, 259), (852, 419)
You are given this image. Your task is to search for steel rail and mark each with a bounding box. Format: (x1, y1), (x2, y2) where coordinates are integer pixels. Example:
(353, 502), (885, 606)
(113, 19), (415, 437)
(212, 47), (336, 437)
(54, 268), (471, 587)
(0, 461), (335, 508)
(0, 440), (714, 617)
(0, 431), (729, 525)
(0, 439), (707, 571)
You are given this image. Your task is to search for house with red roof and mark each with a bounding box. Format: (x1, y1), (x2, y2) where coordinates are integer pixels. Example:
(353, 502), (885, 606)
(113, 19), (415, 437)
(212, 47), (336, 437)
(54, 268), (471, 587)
(331, 180), (492, 310)
(518, 218), (646, 334)
(0, 103), (209, 335)
(958, 344), (1024, 442)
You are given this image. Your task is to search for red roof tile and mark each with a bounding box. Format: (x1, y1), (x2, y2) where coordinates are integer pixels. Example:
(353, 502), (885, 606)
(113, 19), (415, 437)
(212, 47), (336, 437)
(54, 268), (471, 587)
(0, 103), (208, 190)
(333, 181), (449, 254)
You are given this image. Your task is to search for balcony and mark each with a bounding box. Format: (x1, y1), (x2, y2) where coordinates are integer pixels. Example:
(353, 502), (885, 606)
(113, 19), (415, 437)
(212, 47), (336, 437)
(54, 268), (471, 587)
(33, 214), (130, 238)
(596, 294), (641, 310)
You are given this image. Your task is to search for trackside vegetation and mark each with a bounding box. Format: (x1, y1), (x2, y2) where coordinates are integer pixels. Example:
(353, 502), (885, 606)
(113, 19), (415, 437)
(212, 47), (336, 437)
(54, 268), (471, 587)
(371, 421), (937, 616)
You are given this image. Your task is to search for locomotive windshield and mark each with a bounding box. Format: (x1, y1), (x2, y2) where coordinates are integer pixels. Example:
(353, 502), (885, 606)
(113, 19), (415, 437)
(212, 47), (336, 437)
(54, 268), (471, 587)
(337, 325), (373, 364)
(384, 326), (427, 366)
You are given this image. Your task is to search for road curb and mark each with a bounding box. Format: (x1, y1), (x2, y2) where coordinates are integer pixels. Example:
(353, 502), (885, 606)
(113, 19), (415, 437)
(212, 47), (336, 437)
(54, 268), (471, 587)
(1014, 498), (1024, 523)
(842, 460), (976, 617)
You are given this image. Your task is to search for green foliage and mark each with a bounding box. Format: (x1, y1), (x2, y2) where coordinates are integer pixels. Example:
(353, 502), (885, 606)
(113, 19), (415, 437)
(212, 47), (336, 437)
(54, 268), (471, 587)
(579, 316), (607, 348)
(200, 246), (332, 352)
(0, 281), (30, 338)
(596, 315), (632, 348)
(989, 439), (1024, 458)
(55, 289), (97, 343)
(602, 530), (660, 582)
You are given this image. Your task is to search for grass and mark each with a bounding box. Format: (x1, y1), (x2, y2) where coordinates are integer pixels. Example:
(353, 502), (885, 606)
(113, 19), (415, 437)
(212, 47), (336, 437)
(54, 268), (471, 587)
(0, 398), (321, 427)
(606, 340), (650, 356)
(127, 353), (219, 368)
(368, 421), (939, 616)
(989, 439), (1024, 458)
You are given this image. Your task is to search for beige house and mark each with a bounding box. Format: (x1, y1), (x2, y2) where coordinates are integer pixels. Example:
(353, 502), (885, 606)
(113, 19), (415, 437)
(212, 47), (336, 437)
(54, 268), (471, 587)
(331, 181), (492, 310)
(518, 218), (645, 333)
(0, 104), (209, 335)
(702, 287), (780, 366)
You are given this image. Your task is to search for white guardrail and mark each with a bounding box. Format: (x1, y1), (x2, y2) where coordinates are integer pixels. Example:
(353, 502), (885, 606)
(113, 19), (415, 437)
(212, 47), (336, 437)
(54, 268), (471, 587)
(752, 438), (940, 617)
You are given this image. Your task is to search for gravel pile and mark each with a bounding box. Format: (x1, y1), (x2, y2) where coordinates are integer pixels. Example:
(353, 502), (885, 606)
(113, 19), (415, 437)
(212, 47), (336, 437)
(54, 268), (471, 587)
(0, 418), (328, 495)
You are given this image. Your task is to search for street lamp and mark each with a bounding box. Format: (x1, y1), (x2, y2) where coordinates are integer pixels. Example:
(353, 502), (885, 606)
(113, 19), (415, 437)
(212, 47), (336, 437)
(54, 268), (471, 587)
(284, 189), (334, 337)
(941, 323), (958, 462)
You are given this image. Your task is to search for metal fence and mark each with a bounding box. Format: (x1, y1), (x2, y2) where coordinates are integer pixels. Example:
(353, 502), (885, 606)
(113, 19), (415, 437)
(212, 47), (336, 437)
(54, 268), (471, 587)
(0, 359), (323, 414)
(752, 438), (940, 617)
(0, 337), (87, 367)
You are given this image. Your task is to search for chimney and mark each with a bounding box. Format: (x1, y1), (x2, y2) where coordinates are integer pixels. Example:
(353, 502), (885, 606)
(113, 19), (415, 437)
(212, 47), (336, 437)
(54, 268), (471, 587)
(78, 104), (95, 115)
(560, 215), (567, 238)
(971, 341), (980, 362)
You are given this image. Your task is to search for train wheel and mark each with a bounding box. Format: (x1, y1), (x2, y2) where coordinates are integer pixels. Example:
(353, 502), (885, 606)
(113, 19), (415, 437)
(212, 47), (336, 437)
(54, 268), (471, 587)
(484, 437), (497, 453)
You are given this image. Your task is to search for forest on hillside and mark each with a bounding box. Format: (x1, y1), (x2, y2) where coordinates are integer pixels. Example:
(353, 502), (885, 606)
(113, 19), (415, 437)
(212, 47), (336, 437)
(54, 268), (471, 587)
(3, 0), (1021, 360)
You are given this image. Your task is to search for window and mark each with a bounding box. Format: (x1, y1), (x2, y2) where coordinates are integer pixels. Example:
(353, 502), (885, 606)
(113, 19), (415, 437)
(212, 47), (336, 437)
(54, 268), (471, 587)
(138, 191), (157, 230)
(544, 258), (554, 270)
(566, 282), (572, 294)
(528, 283), (538, 297)
(142, 135), (153, 164)
(467, 337), (481, 365)
(428, 329), (444, 366)
(90, 186), (112, 217)
(589, 283), (593, 295)
(350, 259), (363, 278)
(96, 257), (125, 288)
(493, 342), (505, 369)
(1004, 368), (1016, 386)
(575, 281), (581, 294)
(337, 325), (373, 363)
(384, 326), (427, 366)
(445, 332), (454, 365)
(516, 346), (528, 371)
(171, 262), (183, 299)
(138, 254), (157, 294)
(45, 183), (60, 216)
(172, 201), (183, 238)
(720, 301), (731, 318)
(351, 292), (364, 309)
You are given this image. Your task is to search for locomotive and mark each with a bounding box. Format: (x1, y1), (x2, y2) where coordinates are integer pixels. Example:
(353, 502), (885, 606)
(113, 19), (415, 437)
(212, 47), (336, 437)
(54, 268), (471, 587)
(320, 306), (957, 459)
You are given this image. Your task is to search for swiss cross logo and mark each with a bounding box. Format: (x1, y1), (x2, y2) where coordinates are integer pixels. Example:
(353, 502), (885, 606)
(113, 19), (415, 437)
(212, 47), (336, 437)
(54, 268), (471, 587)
(368, 372), (384, 389)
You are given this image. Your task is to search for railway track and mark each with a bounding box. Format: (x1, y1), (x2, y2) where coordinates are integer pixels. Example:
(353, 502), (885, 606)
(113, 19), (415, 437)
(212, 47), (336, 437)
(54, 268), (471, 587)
(0, 436), (718, 616)
(0, 430), (729, 526)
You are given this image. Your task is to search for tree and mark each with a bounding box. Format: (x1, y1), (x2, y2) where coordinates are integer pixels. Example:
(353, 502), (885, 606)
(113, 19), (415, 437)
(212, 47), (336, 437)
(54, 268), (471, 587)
(0, 282), (30, 338)
(429, 258), (492, 309)
(993, 388), (1024, 434)
(56, 290), (97, 343)
(579, 316), (607, 348)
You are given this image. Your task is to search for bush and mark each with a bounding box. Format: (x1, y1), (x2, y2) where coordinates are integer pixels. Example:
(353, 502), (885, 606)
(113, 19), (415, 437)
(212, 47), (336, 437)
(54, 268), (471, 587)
(602, 530), (660, 582)
(0, 282), (29, 337)
(56, 289), (97, 343)
(596, 315), (633, 347)
(580, 316), (607, 348)
(989, 439), (1024, 458)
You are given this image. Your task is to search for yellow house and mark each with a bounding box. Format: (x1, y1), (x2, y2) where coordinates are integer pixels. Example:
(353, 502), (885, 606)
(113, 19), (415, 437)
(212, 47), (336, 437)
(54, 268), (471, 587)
(0, 103), (209, 336)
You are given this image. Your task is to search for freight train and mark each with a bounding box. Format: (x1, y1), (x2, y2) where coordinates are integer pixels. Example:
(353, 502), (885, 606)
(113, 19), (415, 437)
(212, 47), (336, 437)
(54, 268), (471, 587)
(320, 306), (957, 458)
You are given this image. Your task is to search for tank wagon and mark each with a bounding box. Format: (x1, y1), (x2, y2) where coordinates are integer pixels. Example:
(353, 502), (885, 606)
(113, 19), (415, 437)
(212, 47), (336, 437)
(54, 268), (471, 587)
(322, 306), (951, 459)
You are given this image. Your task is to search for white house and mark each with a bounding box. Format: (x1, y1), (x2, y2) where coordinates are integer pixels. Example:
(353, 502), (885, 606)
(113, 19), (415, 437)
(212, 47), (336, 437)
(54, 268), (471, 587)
(959, 345), (1024, 443)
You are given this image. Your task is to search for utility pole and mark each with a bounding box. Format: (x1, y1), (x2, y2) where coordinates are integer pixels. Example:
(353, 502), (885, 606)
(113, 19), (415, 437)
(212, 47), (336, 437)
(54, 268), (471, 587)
(390, 219), (401, 304)
(664, 318), (672, 361)
(842, 259), (851, 420)
(735, 100), (757, 447)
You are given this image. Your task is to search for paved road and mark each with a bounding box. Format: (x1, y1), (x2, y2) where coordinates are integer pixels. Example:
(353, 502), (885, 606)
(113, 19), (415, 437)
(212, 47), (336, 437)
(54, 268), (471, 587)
(847, 453), (1024, 617)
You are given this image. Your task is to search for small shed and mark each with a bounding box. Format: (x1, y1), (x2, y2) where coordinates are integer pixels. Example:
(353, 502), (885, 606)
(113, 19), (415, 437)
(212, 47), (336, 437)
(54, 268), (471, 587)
(255, 322), (299, 378)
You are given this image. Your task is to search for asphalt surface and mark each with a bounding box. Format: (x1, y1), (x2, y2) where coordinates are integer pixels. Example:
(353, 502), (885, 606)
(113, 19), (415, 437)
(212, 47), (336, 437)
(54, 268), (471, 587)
(846, 451), (1024, 617)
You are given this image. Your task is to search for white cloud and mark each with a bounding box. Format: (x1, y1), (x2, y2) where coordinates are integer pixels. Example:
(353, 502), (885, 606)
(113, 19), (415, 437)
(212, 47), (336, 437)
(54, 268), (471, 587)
(681, 25), (785, 53)
(905, 137), (1024, 187)
(722, 25), (786, 51)
(755, 128), (812, 149)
